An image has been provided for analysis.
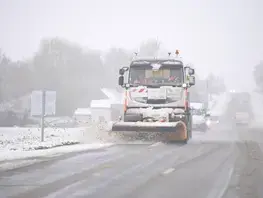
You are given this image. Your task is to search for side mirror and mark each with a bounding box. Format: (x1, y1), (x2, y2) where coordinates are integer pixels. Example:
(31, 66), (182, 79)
(118, 76), (124, 86)
(189, 76), (195, 86)
(188, 68), (195, 75)
(119, 69), (125, 75)
(119, 67), (129, 75)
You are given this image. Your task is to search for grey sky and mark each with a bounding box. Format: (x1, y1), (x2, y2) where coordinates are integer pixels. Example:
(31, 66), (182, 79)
(0, 0), (262, 91)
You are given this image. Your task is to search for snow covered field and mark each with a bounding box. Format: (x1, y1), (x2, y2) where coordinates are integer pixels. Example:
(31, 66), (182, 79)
(0, 126), (113, 166)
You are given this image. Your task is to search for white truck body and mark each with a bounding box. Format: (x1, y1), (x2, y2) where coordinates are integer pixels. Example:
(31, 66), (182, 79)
(235, 112), (250, 125)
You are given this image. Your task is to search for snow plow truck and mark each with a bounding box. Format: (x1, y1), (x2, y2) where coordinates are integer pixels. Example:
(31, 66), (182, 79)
(110, 50), (196, 143)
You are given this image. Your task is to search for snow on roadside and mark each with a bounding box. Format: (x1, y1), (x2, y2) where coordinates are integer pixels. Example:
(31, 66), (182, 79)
(0, 127), (86, 151)
(0, 143), (113, 171)
(0, 126), (113, 162)
(1, 143), (112, 161)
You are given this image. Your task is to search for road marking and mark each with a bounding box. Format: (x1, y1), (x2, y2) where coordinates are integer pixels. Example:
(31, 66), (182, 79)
(206, 165), (234, 198)
(162, 168), (175, 175)
(80, 148), (181, 196)
(92, 172), (101, 177)
(217, 167), (234, 198)
(149, 142), (162, 148)
(100, 164), (112, 169)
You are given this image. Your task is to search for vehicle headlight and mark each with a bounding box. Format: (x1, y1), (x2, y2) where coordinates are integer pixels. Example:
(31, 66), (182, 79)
(206, 120), (211, 126)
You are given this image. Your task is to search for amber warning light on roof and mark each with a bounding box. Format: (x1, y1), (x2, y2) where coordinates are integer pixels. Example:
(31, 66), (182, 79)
(175, 50), (180, 55)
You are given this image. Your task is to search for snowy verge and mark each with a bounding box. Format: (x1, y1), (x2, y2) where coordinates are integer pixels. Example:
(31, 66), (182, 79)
(1, 143), (113, 162)
(0, 143), (113, 171)
(0, 127), (114, 163)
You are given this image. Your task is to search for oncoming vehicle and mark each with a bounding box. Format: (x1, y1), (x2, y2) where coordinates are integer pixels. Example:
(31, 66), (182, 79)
(235, 112), (250, 125)
(234, 95), (253, 125)
(191, 103), (208, 132)
(110, 51), (196, 143)
(205, 113), (220, 127)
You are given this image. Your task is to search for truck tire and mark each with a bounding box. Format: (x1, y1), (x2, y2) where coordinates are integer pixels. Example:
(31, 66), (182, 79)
(183, 133), (190, 144)
(187, 114), (192, 140)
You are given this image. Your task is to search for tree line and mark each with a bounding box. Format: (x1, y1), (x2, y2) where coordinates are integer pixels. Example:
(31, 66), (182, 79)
(0, 38), (226, 116)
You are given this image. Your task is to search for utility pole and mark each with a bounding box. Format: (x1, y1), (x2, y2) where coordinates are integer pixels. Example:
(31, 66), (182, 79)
(41, 90), (46, 142)
(206, 79), (209, 110)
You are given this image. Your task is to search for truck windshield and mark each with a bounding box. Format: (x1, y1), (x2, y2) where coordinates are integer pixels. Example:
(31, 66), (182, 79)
(129, 66), (183, 86)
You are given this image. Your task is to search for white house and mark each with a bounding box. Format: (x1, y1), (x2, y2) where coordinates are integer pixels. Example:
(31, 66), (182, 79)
(90, 88), (124, 123)
(73, 108), (91, 125)
(90, 99), (112, 123)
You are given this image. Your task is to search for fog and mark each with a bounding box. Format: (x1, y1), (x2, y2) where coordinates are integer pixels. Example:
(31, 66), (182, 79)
(0, 0), (263, 91)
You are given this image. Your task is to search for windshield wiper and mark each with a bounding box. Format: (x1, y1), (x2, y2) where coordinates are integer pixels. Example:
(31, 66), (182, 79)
(146, 84), (160, 88)
(129, 84), (149, 87)
(129, 84), (139, 87)
(161, 83), (182, 87)
(129, 83), (182, 88)
(129, 83), (158, 88)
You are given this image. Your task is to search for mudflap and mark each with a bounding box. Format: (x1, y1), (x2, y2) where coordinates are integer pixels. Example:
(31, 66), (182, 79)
(111, 121), (188, 143)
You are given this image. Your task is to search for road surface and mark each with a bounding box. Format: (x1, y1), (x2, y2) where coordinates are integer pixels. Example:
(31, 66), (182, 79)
(1, 92), (263, 198)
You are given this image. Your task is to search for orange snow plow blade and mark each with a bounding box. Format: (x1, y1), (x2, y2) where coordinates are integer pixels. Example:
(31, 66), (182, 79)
(111, 121), (187, 142)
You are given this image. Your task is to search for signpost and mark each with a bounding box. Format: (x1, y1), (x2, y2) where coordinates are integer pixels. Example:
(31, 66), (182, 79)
(31, 90), (56, 142)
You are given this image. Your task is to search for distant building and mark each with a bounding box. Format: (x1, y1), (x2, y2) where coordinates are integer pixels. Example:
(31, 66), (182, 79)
(73, 108), (91, 126)
(89, 88), (123, 123)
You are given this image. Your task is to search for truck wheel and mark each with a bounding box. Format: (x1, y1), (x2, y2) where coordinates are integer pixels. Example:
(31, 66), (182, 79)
(183, 136), (189, 144)
(183, 130), (190, 144)
(189, 127), (192, 138)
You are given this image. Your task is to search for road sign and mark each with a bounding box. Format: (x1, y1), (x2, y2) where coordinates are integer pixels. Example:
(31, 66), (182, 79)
(45, 91), (56, 115)
(31, 90), (56, 116)
(31, 90), (56, 142)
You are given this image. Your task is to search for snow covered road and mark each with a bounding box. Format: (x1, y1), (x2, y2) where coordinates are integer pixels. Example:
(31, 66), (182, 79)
(2, 91), (263, 198)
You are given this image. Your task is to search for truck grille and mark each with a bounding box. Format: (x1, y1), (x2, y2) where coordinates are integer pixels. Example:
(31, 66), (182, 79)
(133, 97), (177, 104)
